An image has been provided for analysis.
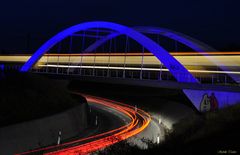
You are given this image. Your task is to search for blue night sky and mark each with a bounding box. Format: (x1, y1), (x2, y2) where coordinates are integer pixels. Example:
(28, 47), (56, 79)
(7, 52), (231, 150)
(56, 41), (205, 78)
(0, 0), (239, 52)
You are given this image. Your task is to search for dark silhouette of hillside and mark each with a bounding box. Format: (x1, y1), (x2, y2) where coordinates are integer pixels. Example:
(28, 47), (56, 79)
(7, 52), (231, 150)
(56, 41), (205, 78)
(0, 72), (85, 127)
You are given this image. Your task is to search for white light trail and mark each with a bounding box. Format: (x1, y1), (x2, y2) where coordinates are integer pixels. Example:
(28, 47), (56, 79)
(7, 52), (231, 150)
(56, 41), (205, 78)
(38, 64), (240, 75)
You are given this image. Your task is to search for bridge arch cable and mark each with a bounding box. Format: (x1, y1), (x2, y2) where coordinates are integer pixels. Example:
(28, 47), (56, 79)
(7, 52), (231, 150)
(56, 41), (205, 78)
(107, 34), (112, 77)
(79, 30), (86, 75)
(56, 42), (61, 74)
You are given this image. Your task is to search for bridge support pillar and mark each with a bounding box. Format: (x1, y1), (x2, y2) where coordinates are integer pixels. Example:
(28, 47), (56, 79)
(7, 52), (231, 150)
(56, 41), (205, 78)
(183, 89), (240, 112)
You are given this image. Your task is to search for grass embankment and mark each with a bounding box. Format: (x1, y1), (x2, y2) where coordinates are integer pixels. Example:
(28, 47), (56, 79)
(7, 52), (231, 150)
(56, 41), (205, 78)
(0, 72), (85, 127)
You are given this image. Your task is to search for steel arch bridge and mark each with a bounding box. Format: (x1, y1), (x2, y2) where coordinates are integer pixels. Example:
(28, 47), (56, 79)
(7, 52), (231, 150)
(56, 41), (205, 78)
(20, 21), (240, 112)
(21, 21), (200, 83)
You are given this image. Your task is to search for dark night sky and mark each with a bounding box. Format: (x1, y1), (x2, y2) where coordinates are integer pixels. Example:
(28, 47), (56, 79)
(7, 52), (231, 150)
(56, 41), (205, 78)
(0, 0), (239, 52)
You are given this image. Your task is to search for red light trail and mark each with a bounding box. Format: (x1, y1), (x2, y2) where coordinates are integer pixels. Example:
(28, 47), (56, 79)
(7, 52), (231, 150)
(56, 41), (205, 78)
(16, 93), (151, 155)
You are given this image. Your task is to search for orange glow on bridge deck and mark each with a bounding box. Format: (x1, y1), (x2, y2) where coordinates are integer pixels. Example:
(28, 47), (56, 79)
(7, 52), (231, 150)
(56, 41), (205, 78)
(1, 52), (240, 68)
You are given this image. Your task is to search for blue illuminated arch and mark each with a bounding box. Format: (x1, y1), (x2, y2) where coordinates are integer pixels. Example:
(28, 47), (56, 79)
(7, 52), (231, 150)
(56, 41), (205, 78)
(133, 26), (216, 52)
(21, 21), (198, 83)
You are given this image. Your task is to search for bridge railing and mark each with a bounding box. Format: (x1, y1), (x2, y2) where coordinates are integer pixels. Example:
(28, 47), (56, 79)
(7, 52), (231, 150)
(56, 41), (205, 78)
(31, 65), (237, 86)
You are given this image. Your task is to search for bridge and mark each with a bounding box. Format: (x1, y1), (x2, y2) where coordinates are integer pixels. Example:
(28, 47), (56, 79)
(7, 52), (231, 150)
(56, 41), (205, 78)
(1, 21), (240, 112)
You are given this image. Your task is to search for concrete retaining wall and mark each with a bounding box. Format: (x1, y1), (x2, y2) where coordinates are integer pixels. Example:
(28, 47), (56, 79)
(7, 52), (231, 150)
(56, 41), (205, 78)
(0, 102), (88, 155)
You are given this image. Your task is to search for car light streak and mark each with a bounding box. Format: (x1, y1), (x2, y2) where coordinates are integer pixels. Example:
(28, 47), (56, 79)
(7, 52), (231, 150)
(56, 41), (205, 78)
(16, 93), (151, 155)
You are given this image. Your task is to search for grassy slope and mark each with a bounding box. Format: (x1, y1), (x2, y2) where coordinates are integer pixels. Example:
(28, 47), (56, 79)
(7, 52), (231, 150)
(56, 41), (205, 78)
(159, 104), (240, 154)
